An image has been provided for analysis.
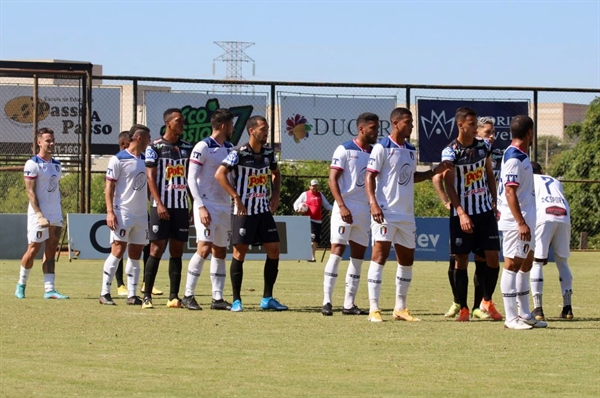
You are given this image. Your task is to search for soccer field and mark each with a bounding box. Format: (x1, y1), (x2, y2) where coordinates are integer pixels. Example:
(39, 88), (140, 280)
(1, 252), (599, 397)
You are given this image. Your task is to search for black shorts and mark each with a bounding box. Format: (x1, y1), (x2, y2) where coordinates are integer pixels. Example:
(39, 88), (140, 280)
(450, 210), (500, 255)
(231, 212), (279, 246)
(148, 207), (190, 242)
(310, 221), (322, 243)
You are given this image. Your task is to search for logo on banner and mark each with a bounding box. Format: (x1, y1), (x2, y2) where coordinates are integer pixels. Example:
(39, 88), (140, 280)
(4, 96), (51, 124)
(285, 114), (312, 143)
(420, 110), (456, 140)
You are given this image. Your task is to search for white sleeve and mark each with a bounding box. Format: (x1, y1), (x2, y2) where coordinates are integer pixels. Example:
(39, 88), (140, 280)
(294, 192), (307, 211)
(106, 156), (120, 181)
(501, 158), (521, 187)
(367, 144), (384, 174)
(330, 145), (347, 170)
(23, 159), (38, 179)
(187, 161), (204, 206)
(321, 193), (333, 211)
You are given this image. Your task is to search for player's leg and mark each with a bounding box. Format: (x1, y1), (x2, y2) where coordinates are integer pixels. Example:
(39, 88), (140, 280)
(124, 243), (145, 305)
(100, 221), (128, 305)
(391, 222), (420, 322)
(17, 216), (46, 298)
(478, 212), (502, 320)
(258, 213), (287, 311)
(322, 204), (348, 314)
(342, 204), (370, 315)
(182, 204), (211, 310)
(553, 223), (573, 319)
(229, 214), (255, 312)
(444, 254), (461, 318)
(517, 250), (547, 328)
(165, 208), (190, 307)
(367, 221), (391, 322)
(207, 206), (231, 310)
(143, 207), (169, 308)
(500, 230), (531, 329)
(471, 251), (490, 320)
(531, 222), (551, 320)
(43, 225), (68, 299)
(448, 216), (470, 320)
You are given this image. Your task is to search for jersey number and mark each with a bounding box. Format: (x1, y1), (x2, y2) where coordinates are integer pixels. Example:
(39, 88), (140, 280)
(541, 176), (554, 195)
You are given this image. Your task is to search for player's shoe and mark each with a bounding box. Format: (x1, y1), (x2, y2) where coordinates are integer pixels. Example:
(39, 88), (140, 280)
(532, 307), (546, 321)
(260, 297), (288, 311)
(368, 310), (383, 323)
(142, 297), (154, 309)
(210, 299), (232, 310)
(444, 302), (460, 318)
(455, 308), (470, 322)
(521, 316), (548, 328)
(231, 299), (243, 312)
(342, 305), (368, 315)
(140, 283), (163, 296)
(392, 308), (421, 322)
(504, 318), (533, 330)
(99, 293), (116, 305)
(117, 285), (128, 296)
(15, 283), (26, 299)
(321, 302), (333, 316)
(166, 298), (182, 308)
(44, 290), (69, 299)
(560, 305), (574, 320)
(472, 308), (490, 320)
(480, 299), (503, 321)
(181, 295), (202, 310)
(126, 296), (143, 306)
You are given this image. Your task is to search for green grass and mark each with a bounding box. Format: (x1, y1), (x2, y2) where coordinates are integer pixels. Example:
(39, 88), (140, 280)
(1, 252), (599, 397)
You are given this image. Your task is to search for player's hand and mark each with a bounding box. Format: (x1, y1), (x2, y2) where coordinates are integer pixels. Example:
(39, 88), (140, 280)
(518, 222), (531, 242)
(370, 202), (384, 224)
(199, 206), (211, 228)
(235, 197), (248, 217)
(106, 212), (118, 231)
(37, 213), (50, 228)
(443, 201), (451, 211)
(157, 203), (170, 220)
(269, 196), (279, 213)
(339, 204), (353, 224)
(459, 213), (474, 233)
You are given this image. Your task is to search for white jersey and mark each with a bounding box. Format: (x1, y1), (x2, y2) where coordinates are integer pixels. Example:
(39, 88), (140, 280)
(24, 155), (62, 219)
(330, 139), (372, 205)
(497, 146), (536, 230)
(188, 137), (234, 208)
(106, 150), (148, 218)
(367, 136), (417, 222)
(534, 174), (570, 225)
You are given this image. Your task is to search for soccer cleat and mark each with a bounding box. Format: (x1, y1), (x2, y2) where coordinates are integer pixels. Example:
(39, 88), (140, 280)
(444, 302), (460, 318)
(142, 297), (154, 309)
(182, 295), (202, 310)
(456, 308), (470, 322)
(480, 299), (503, 321)
(117, 285), (128, 296)
(393, 308), (421, 322)
(321, 302), (333, 316)
(472, 308), (491, 320)
(140, 283), (163, 296)
(560, 305), (574, 320)
(166, 298), (182, 308)
(342, 305), (368, 316)
(260, 297), (288, 311)
(210, 299), (232, 311)
(532, 307), (546, 321)
(99, 293), (116, 305)
(504, 318), (533, 330)
(126, 296), (143, 306)
(368, 310), (383, 323)
(15, 283), (26, 299)
(231, 299), (243, 312)
(44, 289), (69, 299)
(521, 316), (548, 328)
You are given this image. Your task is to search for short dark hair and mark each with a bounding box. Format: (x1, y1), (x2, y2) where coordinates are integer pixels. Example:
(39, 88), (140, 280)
(390, 107), (412, 121)
(356, 112), (379, 127)
(36, 127), (54, 139)
(118, 131), (130, 142)
(455, 106), (477, 122)
(510, 115), (534, 139)
(163, 108), (182, 123)
(531, 161), (543, 175)
(247, 115), (267, 131)
(211, 108), (234, 129)
(129, 124), (150, 139)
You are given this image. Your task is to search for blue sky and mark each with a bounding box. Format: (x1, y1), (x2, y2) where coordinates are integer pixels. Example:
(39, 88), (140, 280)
(1, 0), (598, 88)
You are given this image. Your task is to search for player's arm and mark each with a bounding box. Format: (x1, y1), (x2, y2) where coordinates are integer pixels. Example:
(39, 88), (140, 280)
(504, 184), (530, 241)
(146, 166), (169, 220)
(328, 168), (352, 223)
(188, 160), (211, 227)
(293, 192), (307, 212)
(444, 167), (474, 233)
(321, 193), (333, 211)
(105, 179), (118, 230)
(432, 170), (451, 210)
(366, 170), (383, 224)
(485, 156), (497, 207)
(414, 160), (453, 183)
(24, 177), (49, 228)
(215, 164), (246, 216)
(270, 166), (281, 213)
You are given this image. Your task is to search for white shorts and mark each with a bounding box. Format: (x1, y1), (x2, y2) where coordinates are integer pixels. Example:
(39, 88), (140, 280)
(370, 218), (416, 249)
(502, 229), (536, 259)
(330, 201), (370, 247)
(27, 213), (62, 244)
(193, 203), (231, 248)
(109, 213), (148, 246)
(534, 222), (571, 259)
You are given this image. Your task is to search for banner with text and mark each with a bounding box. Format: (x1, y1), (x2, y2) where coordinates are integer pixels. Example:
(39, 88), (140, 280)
(279, 95), (396, 161)
(144, 92), (267, 146)
(417, 99), (529, 163)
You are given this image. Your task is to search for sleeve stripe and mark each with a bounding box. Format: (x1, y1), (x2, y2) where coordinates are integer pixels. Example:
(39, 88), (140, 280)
(505, 182), (520, 187)
(330, 166), (343, 171)
(190, 159), (203, 165)
(366, 168), (379, 174)
(24, 176), (37, 180)
(106, 177), (117, 181)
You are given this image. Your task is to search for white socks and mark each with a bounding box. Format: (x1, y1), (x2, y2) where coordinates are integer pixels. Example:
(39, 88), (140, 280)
(344, 258), (363, 309)
(531, 261), (544, 308)
(501, 269), (518, 322)
(126, 258), (141, 298)
(210, 257), (226, 300)
(323, 254), (341, 305)
(18, 266), (31, 285)
(395, 264), (412, 311)
(101, 254), (120, 295)
(185, 253), (205, 297)
(367, 261), (384, 312)
(516, 271), (531, 319)
(555, 255), (573, 300)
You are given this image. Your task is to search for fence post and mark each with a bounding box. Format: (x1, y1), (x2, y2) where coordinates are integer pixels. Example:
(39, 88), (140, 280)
(580, 232), (588, 250)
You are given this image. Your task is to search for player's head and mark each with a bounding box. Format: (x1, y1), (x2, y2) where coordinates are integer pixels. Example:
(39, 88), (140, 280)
(211, 108), (235, 140)
(36, 127), (55, 154)
(530, 161), (543, 175)
(356, 112), (379, 145)
(129, 124), (151, 150)
(510, 115), (534, 144)
(163, 108), (184, 137)
(390, 107), (413, 139)
(247, 115), (269, 145)
(477, 116), (496, 143)
(118, 131), (131, 150)
(456, 107), (478, 137)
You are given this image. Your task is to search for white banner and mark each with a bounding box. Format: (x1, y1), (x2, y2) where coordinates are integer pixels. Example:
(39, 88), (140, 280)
(144, 92), (267, 146)
(67, 213), (312, 261)
(279, 95), (397, 160)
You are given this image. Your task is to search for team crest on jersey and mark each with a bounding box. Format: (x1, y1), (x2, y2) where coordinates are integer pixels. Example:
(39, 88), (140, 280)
(55, 165), (60, 172)
(119, 229), (126, 237)
(409, 152), (414, 160)
(239, 228), (246, 237)
(36, 231), (42, 239)
(264, 157), (269, 164)
(338, 226), (346, 235)
(379, 226), (387, 236)
(455, 238), (462, 247)
(152, 225), (159, 233)
(478, 149), (485, 157)
(204, 229), (211, 238)
(181, 150), (187, 157)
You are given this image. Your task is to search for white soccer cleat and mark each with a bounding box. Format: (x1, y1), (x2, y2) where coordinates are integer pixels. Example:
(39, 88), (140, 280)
(504, 318), (533, 330)
(521, 316), (548, 328)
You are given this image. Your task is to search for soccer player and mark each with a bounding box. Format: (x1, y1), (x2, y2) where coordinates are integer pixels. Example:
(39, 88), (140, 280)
(99, 125), (151, 306)
(143, 108), (194, 309)
(293, 179), (333, 262)
(15, 128), (69, 299)
(114, 131), (132, 297)
(365, 107), (452, 322)
(321, 112), (379, 316)
(476, 116), (503, 183)
(530, 161), (574, 321)
(497, 115), (547, 329)
(439, 107), (503, 322)
(215, 115), (288, 312)
(182, 109), (235, 311)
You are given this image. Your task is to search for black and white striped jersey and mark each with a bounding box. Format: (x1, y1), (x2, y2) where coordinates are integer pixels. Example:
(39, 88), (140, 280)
(441, 137), (494, 216)
(145, 137), (193, 209)
(221, 142), (277, 215)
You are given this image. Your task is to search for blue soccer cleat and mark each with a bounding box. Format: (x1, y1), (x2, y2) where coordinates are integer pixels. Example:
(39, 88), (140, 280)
(231, 299), (243, 312)
(260, 297), (288, 311)
(44, 289), (70, 299)
(15, 283), (26, 299)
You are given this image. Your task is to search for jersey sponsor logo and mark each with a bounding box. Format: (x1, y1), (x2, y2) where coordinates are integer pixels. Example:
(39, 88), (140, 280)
(165, 164), (185, 180)
(464, 187), (486, 196)
(441, 147), (455, 162)
(191, 151), (201, 160)
(541, 196), (567, 205)
(546, 206), (567, 216)
(505, 174), (518, 184)
(134, 172), (146, 191)
(464, 167), (484, 187)
(48, 175), (59, 192)
(248, 174), (268, 188)
(398, 163), (412, 186)
(246, 192), (266, 199)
